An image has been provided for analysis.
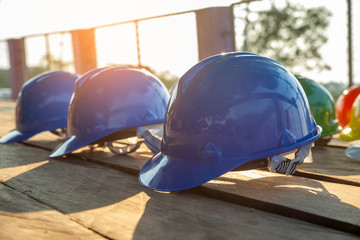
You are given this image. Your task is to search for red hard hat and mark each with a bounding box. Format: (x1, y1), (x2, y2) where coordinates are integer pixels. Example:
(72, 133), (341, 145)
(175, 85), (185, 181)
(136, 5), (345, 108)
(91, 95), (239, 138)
(336, 85), (360, 128)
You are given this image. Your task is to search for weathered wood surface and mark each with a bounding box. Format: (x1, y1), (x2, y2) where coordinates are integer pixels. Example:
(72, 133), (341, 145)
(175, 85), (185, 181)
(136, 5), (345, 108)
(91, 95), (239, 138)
(1, 143), (356, 239)
(0, 183), (105, 240)
(79, 148), (360, 232)
(1, 100), (360, 238)
(0, 100), (16, 136)
(299, 145), (360, 184)
(327, 134), (351, 148)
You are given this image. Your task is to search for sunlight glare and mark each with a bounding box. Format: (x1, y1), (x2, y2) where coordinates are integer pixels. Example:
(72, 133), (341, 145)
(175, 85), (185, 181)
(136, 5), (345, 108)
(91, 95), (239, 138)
(0, 160), (48, 182)
(275, 184), (323, 193)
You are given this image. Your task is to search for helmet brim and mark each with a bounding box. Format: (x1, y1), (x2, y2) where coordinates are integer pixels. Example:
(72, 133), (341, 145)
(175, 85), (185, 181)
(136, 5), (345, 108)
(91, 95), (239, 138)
(49, 119), (166, 158)
(340, 127), (360, 141)
(0, 129), (39, 143)
(320, 120), (341, 138)
(49, 135), (97, 157)
(345, 141), (360, 161)
(49, 127), (136, 157)
(139, 151), (250, 192)
(139, 126), (322, 192)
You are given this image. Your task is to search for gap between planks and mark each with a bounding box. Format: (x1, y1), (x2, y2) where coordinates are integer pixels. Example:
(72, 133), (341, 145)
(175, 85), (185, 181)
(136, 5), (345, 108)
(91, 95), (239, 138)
(1, 181), (113, 240)
(21, 141), (360, 188)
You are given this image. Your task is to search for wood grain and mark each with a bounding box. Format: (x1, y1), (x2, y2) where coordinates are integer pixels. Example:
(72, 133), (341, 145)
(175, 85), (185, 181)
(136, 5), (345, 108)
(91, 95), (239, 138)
(0, 143), (357, 239)
(0, 183), (105, 240)
(298, 145), (360, 184)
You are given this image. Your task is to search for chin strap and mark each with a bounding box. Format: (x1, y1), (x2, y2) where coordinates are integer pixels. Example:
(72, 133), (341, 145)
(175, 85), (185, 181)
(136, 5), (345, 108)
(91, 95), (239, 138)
(267, 144), (312, 175)
(49, 128), (68, 139)
(88, 125), (164, 156)
(137, 126), (162, 153)
(106, 141), (143, 155)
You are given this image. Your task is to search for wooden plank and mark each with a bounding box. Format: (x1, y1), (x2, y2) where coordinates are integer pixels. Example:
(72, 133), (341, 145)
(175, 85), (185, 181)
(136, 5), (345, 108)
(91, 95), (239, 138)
(0, 183), (105, 240)
(0, 100), (16, 136)
(79, 148), (360, 233)
(327, 135), (351, 148)
(3, 142), (360, 235)
(202, 170), (360, 230)
(298, 145), (360, 184)
(0, 143), (357, 239)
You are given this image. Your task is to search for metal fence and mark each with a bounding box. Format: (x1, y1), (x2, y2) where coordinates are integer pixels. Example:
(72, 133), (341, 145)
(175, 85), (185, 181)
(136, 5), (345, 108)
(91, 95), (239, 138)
(0, 0), (358, 89)
(0, 9), (199, 80)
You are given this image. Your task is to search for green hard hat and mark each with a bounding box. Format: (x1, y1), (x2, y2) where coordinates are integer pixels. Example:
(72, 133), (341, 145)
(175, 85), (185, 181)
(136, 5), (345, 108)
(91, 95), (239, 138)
(296, 75), (340, 138)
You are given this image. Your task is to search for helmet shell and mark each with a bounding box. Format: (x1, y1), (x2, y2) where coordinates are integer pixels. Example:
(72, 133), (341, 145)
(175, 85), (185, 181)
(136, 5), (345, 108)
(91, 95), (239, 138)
(0, 71), (78, 143)
(296, 76), (339, 137)
(336, 85), (360, 128)
(49, 67), (170, 157)
(139, 52), (321, 192)
(340, 95), (360, 141)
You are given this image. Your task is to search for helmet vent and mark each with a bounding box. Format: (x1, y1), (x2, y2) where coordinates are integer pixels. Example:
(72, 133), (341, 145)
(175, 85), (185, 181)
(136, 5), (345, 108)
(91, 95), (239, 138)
(198, 141), (223, 163)
(278, 128), (297, 147)
(142, 110), (156, 121)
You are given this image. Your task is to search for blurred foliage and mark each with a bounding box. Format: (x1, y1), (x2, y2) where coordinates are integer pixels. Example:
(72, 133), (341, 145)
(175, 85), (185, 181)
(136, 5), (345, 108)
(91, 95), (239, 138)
(244, 1), (332, 72)
(40, 53), (72, 71)
(321, 82), (346, 101)
(110, 64), (178, 90)
(0, 67), (45, 88)
(155, 70), (179, 90)
(107, 63), (179, 90)
(0, 69), (9, 88)
(28, 66), (47, 79)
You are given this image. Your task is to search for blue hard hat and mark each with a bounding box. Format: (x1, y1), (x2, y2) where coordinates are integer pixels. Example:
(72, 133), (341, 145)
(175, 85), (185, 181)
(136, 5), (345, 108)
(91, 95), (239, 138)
(49, 66), (170, 157)
(139, 52), (321, 192)
(0, 71), (79, 143)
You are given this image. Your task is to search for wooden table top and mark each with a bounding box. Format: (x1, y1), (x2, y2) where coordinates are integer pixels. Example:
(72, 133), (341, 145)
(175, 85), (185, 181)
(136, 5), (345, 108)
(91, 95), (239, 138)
(0, 100), (359, 240)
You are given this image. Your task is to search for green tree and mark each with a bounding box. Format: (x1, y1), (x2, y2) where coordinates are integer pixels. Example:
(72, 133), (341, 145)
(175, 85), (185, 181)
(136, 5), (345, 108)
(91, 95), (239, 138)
(40, 53), (72, 71)
(28, 66), (47, 79)
(27, 53), (73, 79)
(107, 63), (179, 90)
(155, 70), (179, 90)
(321, 82), (346, 101)
(243, 1), (332, 72)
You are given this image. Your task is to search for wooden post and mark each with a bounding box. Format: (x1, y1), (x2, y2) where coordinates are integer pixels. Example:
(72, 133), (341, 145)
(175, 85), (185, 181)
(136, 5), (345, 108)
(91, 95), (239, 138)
(71, 29), (97, 74)
(196, 7), (236, 61)
(7, 38), (27, 99)
(347, 0), (353, 87)
(135, 21), (142, 67)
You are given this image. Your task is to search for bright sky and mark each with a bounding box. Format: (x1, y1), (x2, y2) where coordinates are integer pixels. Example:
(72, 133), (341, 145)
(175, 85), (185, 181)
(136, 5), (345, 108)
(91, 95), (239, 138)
(0, 0), (238, 38)
(0, 0), (359, 85)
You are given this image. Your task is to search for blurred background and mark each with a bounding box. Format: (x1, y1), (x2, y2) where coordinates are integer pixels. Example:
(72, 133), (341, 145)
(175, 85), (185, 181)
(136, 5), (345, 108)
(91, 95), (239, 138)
(0, 0), (358, 100)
